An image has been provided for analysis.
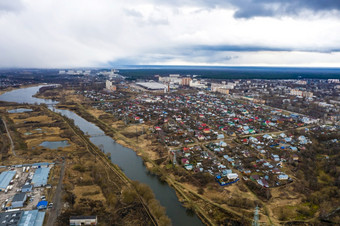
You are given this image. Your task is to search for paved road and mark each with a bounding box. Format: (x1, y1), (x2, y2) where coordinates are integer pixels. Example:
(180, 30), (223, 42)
(47, 159), (66, 226)
(2, 118), (15, 156)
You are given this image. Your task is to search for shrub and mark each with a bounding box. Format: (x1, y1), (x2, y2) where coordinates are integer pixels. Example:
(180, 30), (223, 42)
(73, 164), (86, 172)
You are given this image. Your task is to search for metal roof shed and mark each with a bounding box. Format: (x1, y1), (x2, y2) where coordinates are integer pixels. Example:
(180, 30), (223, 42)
(12, 193), (27, 208)
(0, 171), (16, 191)
(0, 210), (23, 225)
(31, 162), (50, 168)
(18, 210), (45, 226)
(32, 168), (50, 187)
(21, 184), (33, 193)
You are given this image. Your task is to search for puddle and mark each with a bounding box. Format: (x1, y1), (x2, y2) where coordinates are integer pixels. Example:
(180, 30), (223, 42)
(39, 140), (70, 149)
(8, 108), (33, 113)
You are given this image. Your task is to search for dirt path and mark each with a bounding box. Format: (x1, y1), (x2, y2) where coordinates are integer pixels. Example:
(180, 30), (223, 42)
(47, 159), (66, 226)
(2, 118), (15, 156)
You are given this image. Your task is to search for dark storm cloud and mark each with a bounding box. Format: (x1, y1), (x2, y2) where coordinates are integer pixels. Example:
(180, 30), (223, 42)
(158, 0), (340, 18)
(230, 0), (340, 18)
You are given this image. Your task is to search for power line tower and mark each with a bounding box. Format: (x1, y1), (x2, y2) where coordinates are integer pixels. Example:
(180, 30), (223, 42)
(252, 206), (260, 226)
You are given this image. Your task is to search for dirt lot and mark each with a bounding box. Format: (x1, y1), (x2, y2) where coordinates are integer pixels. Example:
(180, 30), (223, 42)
(0, 166), (46, 211)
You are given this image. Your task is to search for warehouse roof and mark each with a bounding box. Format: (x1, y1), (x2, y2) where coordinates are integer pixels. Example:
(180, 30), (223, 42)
(136, 82), (167, 90)
(0, 210), (23, 226)
(22, 184), (32, 190)
(0, 170), (16, 190)
(32, 168), (50, 187)
(12, 193), (27, 202)
(32, 162), (50, 167)
(18, 210), (45, 226)
(70, 216), (97, 220)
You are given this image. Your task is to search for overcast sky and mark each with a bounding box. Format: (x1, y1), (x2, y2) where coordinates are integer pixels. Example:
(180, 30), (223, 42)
(1, 0), (340, 68)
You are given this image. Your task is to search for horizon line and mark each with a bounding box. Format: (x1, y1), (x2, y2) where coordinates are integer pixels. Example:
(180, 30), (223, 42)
(1, 65), (340, 70)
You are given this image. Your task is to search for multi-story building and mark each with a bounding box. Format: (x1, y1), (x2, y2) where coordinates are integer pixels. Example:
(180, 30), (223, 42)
(181, 77), (192, 86)
(290, 89), (313, 98)
(105, 80), (116, 91)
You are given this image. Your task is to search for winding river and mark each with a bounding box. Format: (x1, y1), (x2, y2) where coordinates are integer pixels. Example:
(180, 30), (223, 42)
(0, 85), (203, 226)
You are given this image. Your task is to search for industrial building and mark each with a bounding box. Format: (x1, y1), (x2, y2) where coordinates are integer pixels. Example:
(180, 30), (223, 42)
(18, 210), (45, 226)
(31, 162), (50, 168)
(0, 210), (45, 226)
(32, 168), (50, 187)
(136, 82), (168, 92)
(70, 216), (98, 225)
(12, 193), (27, 208)
(0, 170), (16, 191)
(0, 210), (23, 225)
(21, 184), (33, 193)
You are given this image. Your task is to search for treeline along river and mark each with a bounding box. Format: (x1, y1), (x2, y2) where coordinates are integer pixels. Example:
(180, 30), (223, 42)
(0, 85), (204, 226)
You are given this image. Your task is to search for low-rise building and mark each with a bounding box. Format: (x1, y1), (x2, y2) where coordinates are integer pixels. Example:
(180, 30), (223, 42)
(12, 193), (27, 208)
(0, 170), (16, 191)
(21, 184), (33, 193)
(70, 216), (98, 225)
(0, 210), (23, 225)
(32, 167), (50, 187)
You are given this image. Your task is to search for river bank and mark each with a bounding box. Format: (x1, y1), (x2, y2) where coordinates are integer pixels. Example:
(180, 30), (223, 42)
(0, 87), (172, 226)
(60, 102), (250, 225)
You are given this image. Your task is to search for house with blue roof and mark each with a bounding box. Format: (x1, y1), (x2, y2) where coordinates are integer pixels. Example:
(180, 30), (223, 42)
(37, 200), (48, 210)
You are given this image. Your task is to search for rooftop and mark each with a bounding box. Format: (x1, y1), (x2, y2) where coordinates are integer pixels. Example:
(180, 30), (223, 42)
(32, 168), (50, 187)
(0, 210), (22, 226)
(136, 82), (167, 90)
(70, 216), (97, 220)
(18, 210), (45, 226)
(0, 171), (16, 190)
(12, 193), (27, 202)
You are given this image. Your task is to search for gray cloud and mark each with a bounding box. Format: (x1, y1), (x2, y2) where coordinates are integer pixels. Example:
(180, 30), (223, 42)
(192, 45), (340, 53)
(124, 9), (143, 18)
(0, 0), (339, 67)
(124, 7), (169, 26)
(0, 0), (23, 13)
(230, 0), (340, 18)
(156, 0), (340, 18)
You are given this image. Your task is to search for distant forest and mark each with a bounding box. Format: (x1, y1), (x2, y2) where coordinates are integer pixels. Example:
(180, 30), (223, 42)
(1, 66), (340, 81)
(118, 66), (340, 80)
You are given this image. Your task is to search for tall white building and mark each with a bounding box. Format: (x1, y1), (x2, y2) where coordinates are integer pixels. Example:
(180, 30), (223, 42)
(106, 80), (116, 91)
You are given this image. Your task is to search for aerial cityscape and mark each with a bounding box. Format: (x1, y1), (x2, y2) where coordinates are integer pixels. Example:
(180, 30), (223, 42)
(0, 0), (340, 226)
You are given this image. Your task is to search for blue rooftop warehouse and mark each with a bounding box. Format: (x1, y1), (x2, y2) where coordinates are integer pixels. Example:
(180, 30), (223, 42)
(0, 171), (16, 191)
(32, 168), (50, 187)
